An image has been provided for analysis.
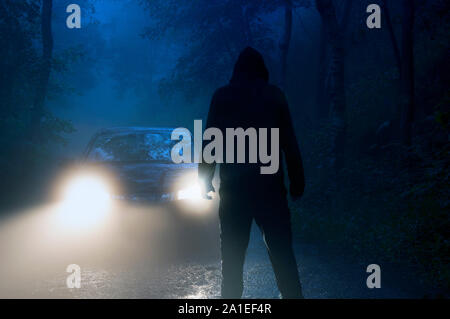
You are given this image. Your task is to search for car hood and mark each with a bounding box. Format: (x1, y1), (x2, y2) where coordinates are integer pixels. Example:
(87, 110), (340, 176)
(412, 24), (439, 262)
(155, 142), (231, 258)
(99, 162), (198, 199)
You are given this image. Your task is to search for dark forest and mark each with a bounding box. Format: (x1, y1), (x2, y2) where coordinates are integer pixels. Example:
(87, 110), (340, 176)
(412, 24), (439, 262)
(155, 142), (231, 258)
(0, 0), (448, 298)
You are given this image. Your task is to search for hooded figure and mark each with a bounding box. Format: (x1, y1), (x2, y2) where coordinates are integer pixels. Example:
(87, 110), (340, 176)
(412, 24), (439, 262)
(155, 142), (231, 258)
(199, 47), (305, 298)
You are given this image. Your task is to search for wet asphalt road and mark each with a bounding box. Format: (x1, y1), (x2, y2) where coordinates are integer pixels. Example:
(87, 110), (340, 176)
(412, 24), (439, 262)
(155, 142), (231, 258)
(0, 200), (425, 299)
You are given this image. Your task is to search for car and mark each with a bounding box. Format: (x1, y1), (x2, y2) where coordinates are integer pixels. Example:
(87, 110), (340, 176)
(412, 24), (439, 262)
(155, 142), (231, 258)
(74, 127), (200, 203)
(53, 127), (218, 255)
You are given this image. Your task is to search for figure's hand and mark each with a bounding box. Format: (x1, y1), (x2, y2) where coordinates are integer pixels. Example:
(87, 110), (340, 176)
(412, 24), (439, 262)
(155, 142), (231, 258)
(203, 192), (214, 200)
(200, 180), (215, 200)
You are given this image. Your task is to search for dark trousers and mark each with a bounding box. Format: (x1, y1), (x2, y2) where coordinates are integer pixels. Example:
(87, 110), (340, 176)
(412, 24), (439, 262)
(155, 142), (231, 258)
(218, 192), (303, 299)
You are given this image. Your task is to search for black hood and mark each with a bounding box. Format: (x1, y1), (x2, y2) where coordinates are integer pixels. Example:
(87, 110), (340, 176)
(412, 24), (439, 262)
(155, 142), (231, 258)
(230, 47), (269, 84)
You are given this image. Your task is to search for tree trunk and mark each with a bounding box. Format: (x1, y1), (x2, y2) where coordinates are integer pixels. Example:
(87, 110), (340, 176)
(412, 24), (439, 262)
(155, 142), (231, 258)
(316, 0), (347, 171)
(400, 0), (415, 146)
(382, 0), (402, 72)
(279, 1), (293, 90)
(315, 0), (352, 122)
(315, 22), (329, 120)
(339, 0), (353, 32)
(31, 0), (53, 142)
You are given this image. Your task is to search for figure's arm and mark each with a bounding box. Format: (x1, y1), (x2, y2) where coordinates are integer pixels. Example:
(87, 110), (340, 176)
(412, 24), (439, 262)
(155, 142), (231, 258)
(279, 91), (305, 198)
(198, 91), (219, 194)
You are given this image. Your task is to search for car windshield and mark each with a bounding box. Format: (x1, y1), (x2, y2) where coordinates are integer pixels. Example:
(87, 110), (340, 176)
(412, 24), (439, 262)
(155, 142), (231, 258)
(86, 130), (185, 163)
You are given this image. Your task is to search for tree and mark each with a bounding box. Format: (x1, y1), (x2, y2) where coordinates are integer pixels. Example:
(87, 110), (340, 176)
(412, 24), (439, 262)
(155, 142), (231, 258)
(315, 0), (352, 122)
(399, 0), (415, 146)
(315, 0), (348, 171)
(31, 0), (53, 142)
(0, 0), (78, 204)
(382, 0), (415, 145)
(0, 0), (40, 119)
(315, 19), (329, 120)
(141, 0), (310, 100)
(382, 0), (401, 71)
(279, 1), (293, 90)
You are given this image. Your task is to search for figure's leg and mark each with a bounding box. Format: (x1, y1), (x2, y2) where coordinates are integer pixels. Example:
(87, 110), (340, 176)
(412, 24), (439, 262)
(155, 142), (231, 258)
(219, 200), (253, 299)
(255, 199), (304, 299)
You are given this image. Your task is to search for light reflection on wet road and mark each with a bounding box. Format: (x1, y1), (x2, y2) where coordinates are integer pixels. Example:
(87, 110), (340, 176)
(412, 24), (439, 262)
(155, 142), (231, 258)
(0, 201), (424, 298)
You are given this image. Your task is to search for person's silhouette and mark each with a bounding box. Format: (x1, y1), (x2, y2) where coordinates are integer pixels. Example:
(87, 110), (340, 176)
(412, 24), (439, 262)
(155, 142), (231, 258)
(199, 47), (305, 299)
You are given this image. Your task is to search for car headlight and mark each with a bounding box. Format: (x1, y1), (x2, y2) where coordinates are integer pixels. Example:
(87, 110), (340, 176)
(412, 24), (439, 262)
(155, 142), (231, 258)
(64, 175), (110, 206)
(177, 182), (203, 202)
(58, 174), (111, 229)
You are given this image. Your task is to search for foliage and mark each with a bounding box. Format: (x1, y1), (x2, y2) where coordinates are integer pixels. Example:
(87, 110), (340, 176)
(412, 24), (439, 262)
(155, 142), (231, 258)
(140, 0), (310, 101)
(0, 0), (77, 206)
(288, 0), (450, 290)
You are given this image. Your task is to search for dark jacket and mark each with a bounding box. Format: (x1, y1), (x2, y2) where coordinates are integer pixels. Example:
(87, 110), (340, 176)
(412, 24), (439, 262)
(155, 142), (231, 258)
(199, 47), (305, 199)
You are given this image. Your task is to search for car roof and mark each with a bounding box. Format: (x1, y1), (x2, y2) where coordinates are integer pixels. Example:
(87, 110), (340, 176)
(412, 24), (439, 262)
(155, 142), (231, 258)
(83, 127), (182, 159)
(96, 127), (176, 135)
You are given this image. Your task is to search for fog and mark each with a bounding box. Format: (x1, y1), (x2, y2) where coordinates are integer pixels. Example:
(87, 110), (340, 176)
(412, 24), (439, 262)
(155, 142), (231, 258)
(49, 0), (190, 156)
(1, 0), (448, 296)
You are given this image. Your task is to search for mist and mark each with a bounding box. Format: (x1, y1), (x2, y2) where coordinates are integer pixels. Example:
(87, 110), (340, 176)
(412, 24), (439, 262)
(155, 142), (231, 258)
(0, 0), (448, 297)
